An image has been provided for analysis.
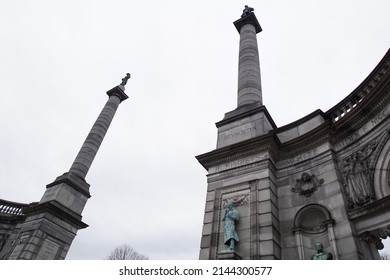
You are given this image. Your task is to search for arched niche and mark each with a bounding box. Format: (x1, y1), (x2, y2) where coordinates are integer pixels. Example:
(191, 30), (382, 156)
(292, 204), (339, 259)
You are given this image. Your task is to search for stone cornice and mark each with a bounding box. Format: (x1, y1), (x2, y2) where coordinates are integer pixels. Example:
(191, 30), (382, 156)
(198, 119), (334, 169)
(274, 109), (327, 133)
(278, 122), (332, 159)
(216, 102), (277, 129)
(46, 172), (91, 198)
(23, 200), (88, 230)
(348, 195), (390, 222)
(196, 133), (280, 170)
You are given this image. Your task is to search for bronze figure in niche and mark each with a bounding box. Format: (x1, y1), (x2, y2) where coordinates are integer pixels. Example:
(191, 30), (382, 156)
(222, 200), (240, 252)
(311, 242), (333, 260)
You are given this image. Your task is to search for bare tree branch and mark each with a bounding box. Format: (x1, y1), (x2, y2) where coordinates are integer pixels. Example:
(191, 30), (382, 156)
(105, 244), (149, 260)
(380, 252), (390, 260)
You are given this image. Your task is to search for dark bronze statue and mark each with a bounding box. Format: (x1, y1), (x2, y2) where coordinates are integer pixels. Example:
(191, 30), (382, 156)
(311, 242), (333, 260)
(222, 200), (240, 251)
(120, 73), (131, 86)
(241, 5), (254, 18)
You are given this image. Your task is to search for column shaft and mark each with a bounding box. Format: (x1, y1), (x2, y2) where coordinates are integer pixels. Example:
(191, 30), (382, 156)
(237, 23), (262, 107)
(69, 95), (121, 179)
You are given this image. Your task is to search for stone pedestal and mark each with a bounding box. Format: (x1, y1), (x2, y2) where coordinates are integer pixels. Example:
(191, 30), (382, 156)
(217, 251), (242, 260)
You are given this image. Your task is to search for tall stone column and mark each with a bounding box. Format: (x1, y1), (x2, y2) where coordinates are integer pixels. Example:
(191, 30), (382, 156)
(69, 85), (128, 180)
(5, 76), (129, 260)
(234, 12), (263, 107)
(198, 8), (280, 260)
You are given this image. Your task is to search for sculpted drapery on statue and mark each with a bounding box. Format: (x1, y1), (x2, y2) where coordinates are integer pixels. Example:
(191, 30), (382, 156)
(341, 140), (378, 208)
(222, 200), (240, 251)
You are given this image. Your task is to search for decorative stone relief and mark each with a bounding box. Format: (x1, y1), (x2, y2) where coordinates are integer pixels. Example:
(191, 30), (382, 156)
(222, 193), (249, 208)
(340, 139), (379, 208)
(378, 226), (390, 240)
(291, 173), (324, 197)
(0, 233), (9, 252)
(360, 231), (384, 250)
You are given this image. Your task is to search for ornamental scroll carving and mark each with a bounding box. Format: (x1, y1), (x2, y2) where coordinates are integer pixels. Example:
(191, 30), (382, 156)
(291, 173), (324, 197)
(340, 139), (379, 208)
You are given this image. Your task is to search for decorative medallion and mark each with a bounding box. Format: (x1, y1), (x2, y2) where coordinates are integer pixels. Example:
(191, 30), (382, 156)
(291, 173), (324, 197)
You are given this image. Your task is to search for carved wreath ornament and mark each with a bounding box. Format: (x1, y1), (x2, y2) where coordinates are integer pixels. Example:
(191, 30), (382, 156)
(291, 173), (324, 197)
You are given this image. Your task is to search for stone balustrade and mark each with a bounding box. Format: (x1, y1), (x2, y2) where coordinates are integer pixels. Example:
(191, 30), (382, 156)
(0, 199), (30, 216)
(327, 59), (390, 123)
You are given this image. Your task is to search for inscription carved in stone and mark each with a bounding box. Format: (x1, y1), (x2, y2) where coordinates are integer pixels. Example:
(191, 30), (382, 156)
(224, 127), (256, 141)
(335, 103), (390, 151)
(291, 173), (324, 197)
(287, 148), (319, 164)
(215, 154), (266, 172)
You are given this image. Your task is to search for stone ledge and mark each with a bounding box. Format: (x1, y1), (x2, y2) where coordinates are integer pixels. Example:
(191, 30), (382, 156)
(217, 251), (242, 260)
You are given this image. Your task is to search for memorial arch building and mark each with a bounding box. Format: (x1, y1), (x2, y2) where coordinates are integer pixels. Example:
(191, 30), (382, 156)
(196, 11), (390, 260)
(0, 9), (389, 261)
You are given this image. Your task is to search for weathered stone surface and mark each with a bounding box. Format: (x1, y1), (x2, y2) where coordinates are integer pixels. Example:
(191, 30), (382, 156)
(1, 82), (128, 260)
(195, 10), (390, 261)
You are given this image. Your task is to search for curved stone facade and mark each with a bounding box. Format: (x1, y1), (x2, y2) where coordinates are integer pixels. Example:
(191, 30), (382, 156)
(197, 23), (390, 258)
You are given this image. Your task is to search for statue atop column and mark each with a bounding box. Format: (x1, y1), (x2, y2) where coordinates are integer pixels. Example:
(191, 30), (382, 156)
(222, 200), (240, 251)
(120, 73), (131, 86)
(311, 242), (333, 260)
(241, 5), (254, 18)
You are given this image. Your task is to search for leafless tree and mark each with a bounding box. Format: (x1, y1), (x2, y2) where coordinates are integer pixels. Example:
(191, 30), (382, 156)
(105, 244), (149, 260)
(380, 252), (390, 260)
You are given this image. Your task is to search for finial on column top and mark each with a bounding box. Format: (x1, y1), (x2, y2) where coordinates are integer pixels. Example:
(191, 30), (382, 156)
(120, 73), (131, 86)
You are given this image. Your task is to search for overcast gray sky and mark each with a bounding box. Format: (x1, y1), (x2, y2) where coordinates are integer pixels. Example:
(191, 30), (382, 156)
(1, 0), (389, 259)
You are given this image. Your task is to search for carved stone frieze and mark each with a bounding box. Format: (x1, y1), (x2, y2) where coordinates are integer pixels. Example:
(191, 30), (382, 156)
(291, 173), (324, 197)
